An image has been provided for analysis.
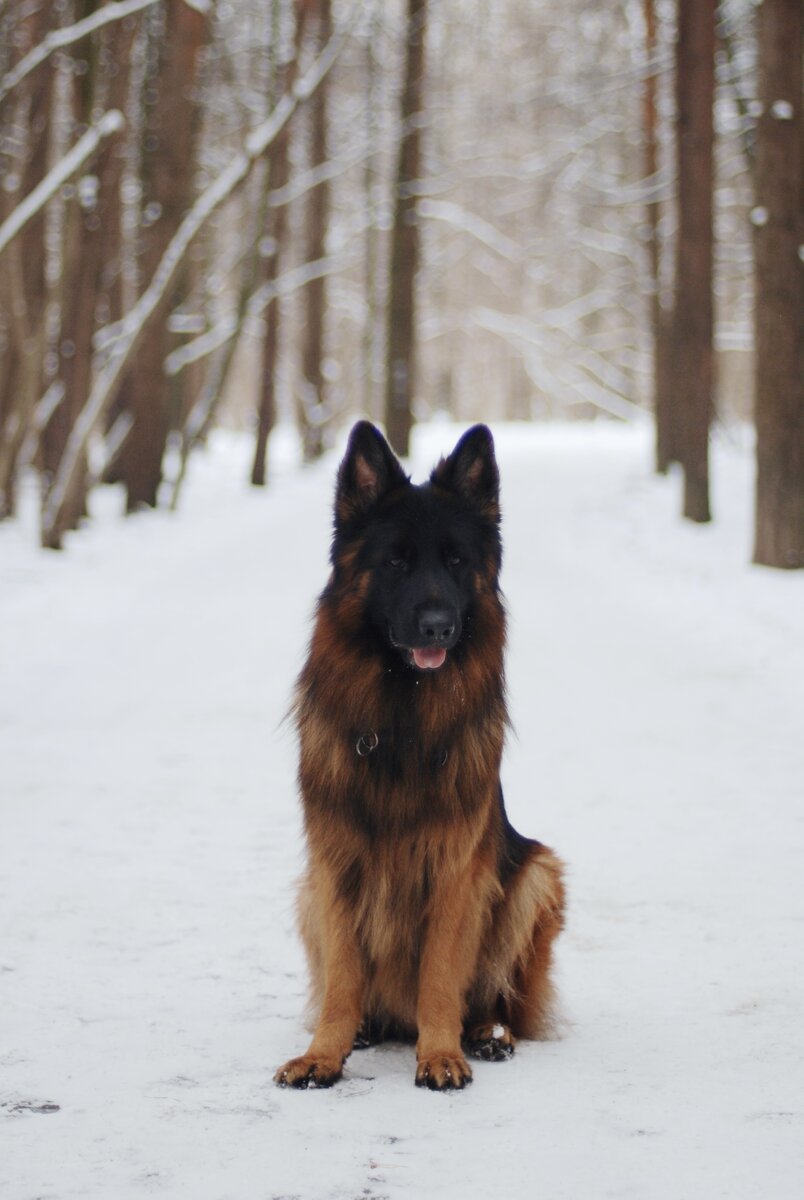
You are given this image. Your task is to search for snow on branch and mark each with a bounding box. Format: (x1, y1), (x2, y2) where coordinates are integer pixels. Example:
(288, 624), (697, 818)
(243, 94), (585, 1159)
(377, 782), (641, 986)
(418, 198), (520, 263)
(41, 4), (362, 541)
(163, 315), (239, 378)
(0, 110), (124, 257)
(164, 252), (341, 377)
(0, 0), (161, 105)
(246, 254), (341, 324)
(473, 307), (647, 423)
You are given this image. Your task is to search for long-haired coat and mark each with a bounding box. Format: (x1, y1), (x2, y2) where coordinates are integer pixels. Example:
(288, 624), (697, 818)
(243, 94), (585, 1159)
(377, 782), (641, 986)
(275, 422), (565, 1090)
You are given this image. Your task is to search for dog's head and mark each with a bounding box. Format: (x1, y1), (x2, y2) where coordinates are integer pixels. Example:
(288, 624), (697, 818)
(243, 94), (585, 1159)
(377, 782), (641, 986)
(332, 422), (501, 672)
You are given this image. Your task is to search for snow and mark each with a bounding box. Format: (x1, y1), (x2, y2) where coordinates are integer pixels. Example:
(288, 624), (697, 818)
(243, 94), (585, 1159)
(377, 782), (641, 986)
(0, 0), (159, 106)
(43, 19), (350, 543)
(2, 422), (803, 1199)
(0, 111), (124, 257)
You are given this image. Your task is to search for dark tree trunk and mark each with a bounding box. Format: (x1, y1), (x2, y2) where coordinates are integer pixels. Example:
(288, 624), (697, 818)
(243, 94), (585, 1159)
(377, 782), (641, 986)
(645, 0), (677, 475)
(0, 4), (52, 519)
(252, 297), (280, 488)
(384, 0), (428, 457)
(752, 0), (803, 569)
(672, 0), (715, 522)
(40, 5), (134, 548)
(361, 7), (382, 423)
(298, 0), (331, 464)
(116, 1), (208, 512)
(252, 0), (308, 488)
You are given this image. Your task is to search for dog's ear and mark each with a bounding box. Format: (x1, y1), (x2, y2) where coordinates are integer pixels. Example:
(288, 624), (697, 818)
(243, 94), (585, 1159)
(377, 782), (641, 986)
(431, 425), (499, 522)
(335, 421), (408, 524)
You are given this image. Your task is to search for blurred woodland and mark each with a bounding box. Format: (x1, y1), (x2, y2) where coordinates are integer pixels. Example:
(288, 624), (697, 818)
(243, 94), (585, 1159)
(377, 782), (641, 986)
(0, 0), (801, 565)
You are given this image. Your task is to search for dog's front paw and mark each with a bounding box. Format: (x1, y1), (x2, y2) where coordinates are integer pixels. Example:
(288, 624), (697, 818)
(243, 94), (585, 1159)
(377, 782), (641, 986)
(274, 1054), (344, 1089)
(415, 1052), (472, 1091)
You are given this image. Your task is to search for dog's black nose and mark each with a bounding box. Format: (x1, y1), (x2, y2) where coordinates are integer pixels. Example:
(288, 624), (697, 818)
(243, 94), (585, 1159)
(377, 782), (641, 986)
(417, 605), (456, 644)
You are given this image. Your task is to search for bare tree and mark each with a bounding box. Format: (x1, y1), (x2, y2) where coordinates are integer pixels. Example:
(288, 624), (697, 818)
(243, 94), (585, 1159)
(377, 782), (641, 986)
(40, 5), (136, 547)
(671, 0), (716, 522)
(298, 0), (332, 463)
(252, 0), (308, 487)
(115, 0), (210, 512)
(0, 0), (777, 559)
(0, 3), (52, 520)
(384, 0), (427, 457)
(646, 0), (677, 474)
(752, 0), (803, 568)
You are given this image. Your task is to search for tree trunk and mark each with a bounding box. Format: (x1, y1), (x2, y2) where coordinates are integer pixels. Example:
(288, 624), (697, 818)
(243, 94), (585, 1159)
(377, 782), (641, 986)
(252, 0), (308, 487)
(116, 1), (208, 512)
(384, 0), (428, 457)
(672, 0), (715, 522)
(361, 6), (382, 423)
(645, 0), (676, 475)
(752, 0), (803, 569)
(0, 4), (52, 520)
(298, 0), (331, 464)
(40, 5), (135, 548)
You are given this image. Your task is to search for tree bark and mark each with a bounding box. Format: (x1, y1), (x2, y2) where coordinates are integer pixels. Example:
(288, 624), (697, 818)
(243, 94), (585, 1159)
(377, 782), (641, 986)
(116, 0), (208, 512)
(40, 5), (135, 547)
(0, 4), (52, 520)
(384, 0), (427, 457)
(672, 0), (715, 522)
(645, 0), (676, 475)
(252, 0), (308, 487)
(752, 0), (803, 568)
(361, 6), (382, 423)
(298, 0), (331, 464)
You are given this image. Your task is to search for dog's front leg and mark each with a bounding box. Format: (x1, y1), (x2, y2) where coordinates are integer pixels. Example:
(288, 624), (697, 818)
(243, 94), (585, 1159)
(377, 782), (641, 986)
(275, 900), (364, 1089)
(414, 863), (488, 1091)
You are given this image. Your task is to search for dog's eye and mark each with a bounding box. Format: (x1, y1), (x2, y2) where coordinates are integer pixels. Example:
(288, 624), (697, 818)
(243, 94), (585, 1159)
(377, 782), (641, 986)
(447, 553), (462, 567)
(388, 557), (407, 571)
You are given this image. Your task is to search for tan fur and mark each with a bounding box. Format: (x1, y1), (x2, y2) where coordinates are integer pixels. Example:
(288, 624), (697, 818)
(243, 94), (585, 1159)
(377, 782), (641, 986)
(276, 781), (565, 1087)
(274, 427), (565, 1091)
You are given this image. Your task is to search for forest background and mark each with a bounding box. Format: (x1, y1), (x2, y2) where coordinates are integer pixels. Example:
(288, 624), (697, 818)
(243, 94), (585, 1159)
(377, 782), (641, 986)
(0, 0), (801, 564)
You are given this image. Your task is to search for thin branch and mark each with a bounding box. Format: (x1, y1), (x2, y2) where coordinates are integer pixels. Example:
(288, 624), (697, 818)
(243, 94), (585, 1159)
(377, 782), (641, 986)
(418, 198), (520, 263)
(246, 253), (341, 324)
(165, 253), (341, 405)
(41, 5), (361, 541)
(0, 0), (163, 105)
(0, 110), (124, 257)
(163, 314), (238, 377)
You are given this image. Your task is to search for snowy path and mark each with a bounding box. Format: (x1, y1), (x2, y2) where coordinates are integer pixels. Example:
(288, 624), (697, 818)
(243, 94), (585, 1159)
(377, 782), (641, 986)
(2, 424), (803, 1199)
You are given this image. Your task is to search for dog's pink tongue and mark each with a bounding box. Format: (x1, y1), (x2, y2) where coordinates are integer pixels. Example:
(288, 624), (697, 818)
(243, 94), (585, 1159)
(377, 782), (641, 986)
(412, 646), (447, 670)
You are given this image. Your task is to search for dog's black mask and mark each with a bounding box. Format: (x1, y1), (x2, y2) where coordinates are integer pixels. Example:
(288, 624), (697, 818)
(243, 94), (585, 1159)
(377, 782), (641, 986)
(333, 422), (501, 672)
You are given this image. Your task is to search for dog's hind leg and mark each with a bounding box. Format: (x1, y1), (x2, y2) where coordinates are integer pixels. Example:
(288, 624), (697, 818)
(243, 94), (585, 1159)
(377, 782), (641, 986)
(466, 843), (565, 1048)
(464, 1015), (516, 1061)
(507, 847), (566, 1040)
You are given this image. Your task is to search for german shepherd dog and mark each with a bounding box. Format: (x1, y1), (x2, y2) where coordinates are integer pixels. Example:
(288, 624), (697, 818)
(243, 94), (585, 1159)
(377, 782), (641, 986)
(275, 422), (565, 1091)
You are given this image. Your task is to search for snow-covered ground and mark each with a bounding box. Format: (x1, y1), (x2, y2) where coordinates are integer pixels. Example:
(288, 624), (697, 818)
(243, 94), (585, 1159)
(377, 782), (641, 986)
(2, 421), (802, 1200)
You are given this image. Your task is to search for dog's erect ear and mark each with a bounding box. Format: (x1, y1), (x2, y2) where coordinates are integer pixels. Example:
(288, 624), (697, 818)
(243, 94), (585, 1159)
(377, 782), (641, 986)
(335, 421), (408, 524)
(431, 425), (499, 522)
